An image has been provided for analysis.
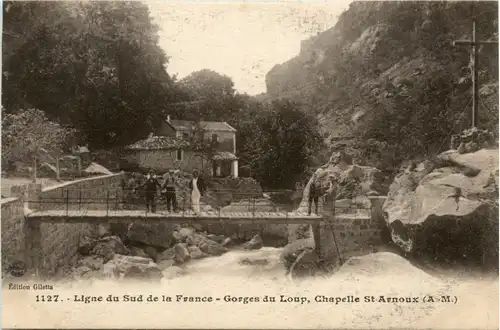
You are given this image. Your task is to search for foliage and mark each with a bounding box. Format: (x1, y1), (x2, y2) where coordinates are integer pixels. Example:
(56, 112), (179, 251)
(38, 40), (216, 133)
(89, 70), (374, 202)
(236, 99), (324, 189)
(2, 1), (176, 149)
(169, 69), (244, 122)
(2, 108), (75, 166)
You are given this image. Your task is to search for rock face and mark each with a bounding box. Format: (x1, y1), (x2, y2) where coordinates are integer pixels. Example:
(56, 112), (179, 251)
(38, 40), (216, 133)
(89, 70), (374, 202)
(383, 148), (499, 270)
(264, 2), (498, 157)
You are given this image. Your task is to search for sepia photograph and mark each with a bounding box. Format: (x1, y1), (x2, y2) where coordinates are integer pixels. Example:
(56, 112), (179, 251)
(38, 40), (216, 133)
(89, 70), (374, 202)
(1, 0), (499, 328)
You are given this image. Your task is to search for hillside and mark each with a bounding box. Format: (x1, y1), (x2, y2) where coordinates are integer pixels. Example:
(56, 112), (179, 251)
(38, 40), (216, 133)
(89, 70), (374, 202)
(265, 1), (498, 169)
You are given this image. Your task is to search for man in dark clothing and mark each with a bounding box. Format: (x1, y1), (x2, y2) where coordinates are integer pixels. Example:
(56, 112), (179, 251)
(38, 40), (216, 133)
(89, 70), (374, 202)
(135, 170), (161, 213)
(162, 170), (178, 212)
(308, 174), (319, 216)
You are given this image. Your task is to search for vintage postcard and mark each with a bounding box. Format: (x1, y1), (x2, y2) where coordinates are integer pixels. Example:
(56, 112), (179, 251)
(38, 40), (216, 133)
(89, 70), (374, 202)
(1, 0), (499, 328)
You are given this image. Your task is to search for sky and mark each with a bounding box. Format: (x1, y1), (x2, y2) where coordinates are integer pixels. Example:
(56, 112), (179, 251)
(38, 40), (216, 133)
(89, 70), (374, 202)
(147, 1), (352, 95)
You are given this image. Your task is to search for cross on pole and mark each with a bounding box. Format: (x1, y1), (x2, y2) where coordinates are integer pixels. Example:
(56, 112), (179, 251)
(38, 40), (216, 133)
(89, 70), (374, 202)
(454, 20), (498, 128)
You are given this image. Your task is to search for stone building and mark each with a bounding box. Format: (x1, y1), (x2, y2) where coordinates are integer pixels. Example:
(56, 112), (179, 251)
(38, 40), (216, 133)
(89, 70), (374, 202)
(123, 116), (239, 177)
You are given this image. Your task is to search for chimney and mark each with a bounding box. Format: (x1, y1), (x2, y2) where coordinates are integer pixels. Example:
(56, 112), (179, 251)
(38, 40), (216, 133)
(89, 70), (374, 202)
(167, 115), (171, 123)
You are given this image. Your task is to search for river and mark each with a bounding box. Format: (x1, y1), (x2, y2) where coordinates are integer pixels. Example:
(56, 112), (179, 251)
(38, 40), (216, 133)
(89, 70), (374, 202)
(3, 247), (498, 328)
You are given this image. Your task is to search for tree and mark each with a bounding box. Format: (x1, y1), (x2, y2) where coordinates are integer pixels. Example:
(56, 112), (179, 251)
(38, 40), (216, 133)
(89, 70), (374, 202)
(238, 99), (324, 189)
(2, 1), (177, 149)
(175, 69), (239, 121)
(2, 108), (75, 170)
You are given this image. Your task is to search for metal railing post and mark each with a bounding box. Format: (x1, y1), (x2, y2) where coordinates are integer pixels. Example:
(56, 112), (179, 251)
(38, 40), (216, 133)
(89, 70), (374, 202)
(182, 192), (186, 218)
(65, 189), (69, 216)
(252, 198), (256, 217)
(106, 191), (109, 217)
(78, 188), (82, 211)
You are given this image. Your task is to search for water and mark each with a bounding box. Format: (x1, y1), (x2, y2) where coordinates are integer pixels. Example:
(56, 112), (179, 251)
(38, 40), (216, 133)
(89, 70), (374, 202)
(184, 247), (286, 279)
(2, 248), (498, 328)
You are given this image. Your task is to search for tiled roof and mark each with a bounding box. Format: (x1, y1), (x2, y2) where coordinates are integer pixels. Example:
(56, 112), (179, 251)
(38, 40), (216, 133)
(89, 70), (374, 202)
(212, 151), (238, 161)
(168, 119), (236, 132)
(125, 136), (191, 150)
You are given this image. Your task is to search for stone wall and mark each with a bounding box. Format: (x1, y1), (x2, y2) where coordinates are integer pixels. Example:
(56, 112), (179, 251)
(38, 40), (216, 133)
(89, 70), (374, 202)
(327, 213), (385, 261)
(33, 173), (125, 276)
(1, 197), (25, 276)
(37, 222), (97, 277)
(326, 197), (387, 261)
(2, 173), (125, 277)
(38, 172), (125, 211)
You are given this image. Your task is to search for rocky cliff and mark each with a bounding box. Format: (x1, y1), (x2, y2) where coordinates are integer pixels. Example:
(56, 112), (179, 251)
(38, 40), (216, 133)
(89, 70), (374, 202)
(265, 1), (498, 166)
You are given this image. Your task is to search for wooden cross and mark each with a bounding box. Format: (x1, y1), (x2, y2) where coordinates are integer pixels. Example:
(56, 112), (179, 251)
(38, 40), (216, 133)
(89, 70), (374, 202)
(454, 20), (498, 128)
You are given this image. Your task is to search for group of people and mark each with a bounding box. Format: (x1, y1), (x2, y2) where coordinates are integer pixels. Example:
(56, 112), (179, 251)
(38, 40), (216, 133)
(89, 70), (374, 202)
(132, 169), (207, 215)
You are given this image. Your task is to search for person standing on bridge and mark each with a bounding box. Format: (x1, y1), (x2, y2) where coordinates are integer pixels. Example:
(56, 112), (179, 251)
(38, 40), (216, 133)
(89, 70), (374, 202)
(189, 169), (206, 215)
(162, 169), (178, 212)
(135, 170), (161, 213)
(308, 173), (320, 216)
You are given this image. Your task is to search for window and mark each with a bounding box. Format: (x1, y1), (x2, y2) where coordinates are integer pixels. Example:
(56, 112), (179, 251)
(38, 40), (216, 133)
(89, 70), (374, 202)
(183, 132), (189, 139)
(212, 134), (219, 143)
(176, 149), (183, 161)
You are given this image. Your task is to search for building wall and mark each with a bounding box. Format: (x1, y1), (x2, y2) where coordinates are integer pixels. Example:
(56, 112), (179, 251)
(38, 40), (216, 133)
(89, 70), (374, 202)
(157, 121), (236, 154)
(203, 131), (236, 154)
(123, 149), (207, 173)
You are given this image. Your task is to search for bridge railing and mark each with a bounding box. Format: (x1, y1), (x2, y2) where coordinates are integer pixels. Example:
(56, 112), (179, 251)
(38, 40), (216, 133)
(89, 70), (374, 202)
(27, 186), (372, 219)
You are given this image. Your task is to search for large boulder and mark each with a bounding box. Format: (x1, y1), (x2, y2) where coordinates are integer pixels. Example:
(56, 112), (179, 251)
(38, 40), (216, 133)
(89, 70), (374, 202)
(104, 254), (162, 281)
(295, 151), (386, 215)
(129, 246), (150, 259)
(173, 243), (191, 264)
(280, 238), (315, 272)
(187, 246), (207, 259)
(126, 223), (176, 249)
(243, 235), (264, 250)
(186, 233), (228, 256)
(198, 238), (228, 256)
(87, 236), (130, 262)
(383, 148), (499, 270)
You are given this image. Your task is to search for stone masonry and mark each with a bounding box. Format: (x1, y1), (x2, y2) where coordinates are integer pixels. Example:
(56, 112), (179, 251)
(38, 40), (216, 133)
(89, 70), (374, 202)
(1, 172), (125, 277)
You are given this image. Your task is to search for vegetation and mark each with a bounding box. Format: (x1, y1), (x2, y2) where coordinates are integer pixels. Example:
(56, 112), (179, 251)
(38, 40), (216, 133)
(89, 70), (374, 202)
(2, 1), (322, 189)
(2, 109), (75, 170)
(3, 1), (174, 148)
(235, 99), (324, 189)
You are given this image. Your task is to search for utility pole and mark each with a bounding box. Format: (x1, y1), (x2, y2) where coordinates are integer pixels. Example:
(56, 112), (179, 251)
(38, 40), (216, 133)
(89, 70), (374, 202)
(454, 19), (498, 128)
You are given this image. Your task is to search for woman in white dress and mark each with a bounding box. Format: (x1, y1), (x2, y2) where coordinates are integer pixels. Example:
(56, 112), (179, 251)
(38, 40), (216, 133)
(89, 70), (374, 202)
(188, 170), (206, 215)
